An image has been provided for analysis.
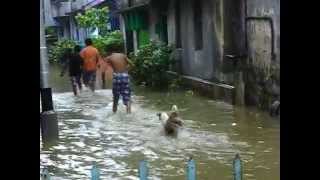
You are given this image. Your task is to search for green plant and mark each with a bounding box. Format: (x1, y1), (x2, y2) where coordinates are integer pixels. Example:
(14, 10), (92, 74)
(75, 7), (109, 36)
(48, 39), (77, 63)
(129, 41), (174, 88)
(92, 30), (124, 56)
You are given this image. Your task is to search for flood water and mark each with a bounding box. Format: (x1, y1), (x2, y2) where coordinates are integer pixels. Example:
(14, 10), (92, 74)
(40, 64), (280, 180)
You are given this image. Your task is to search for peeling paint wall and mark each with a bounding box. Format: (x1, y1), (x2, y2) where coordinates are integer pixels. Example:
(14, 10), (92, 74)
(244, 0), (280, 109)
(170, 0), (216, 80)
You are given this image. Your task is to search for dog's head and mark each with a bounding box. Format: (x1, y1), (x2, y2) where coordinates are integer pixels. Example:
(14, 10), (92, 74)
(169, 112), (178, 119)
(157, 112), (169, 124)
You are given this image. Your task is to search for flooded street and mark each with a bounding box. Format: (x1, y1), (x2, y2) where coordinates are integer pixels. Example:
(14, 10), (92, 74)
(40, 64), (280, 179)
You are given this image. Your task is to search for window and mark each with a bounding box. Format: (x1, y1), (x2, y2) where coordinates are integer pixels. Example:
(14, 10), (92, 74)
(175, 0), (182, 48)
(193, 0), (203, 50)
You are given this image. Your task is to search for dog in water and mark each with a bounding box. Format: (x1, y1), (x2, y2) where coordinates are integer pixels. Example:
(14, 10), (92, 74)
(157, 105), (183, 136)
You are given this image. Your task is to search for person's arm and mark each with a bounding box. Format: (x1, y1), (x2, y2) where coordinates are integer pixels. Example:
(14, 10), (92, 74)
(96, 51), (100, 64)
(79, 49), (84, 59)
(79, 55), (84, 71)
(95, 49), (103, 69)
(125, 55), (134, 70)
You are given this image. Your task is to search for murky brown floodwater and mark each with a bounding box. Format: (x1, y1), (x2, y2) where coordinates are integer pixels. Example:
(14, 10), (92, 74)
(40, 64), (279, 179)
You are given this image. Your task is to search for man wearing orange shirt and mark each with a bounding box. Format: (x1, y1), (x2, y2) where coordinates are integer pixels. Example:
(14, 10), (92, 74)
(80, 38), (100, 92)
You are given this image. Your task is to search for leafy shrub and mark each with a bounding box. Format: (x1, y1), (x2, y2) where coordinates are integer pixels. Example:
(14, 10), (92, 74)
(48, 39), (77, 63)
(92, 30), (124, 56)
(129, 41), (174, 88)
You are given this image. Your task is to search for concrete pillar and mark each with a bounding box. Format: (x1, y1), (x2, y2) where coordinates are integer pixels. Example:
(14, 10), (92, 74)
(235, 71), (245, 106)
(40, 0), (59, 146)
(40, 110), (59, 145)
(133, 30), (138, 55)
(119, 14), (128, 54)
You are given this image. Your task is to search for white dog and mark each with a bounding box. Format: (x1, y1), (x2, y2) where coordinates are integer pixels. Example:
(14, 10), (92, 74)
(157, 105), (183, 136)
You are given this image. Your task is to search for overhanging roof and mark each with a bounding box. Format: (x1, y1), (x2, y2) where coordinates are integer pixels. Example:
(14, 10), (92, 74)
(117, 1), (150, 14)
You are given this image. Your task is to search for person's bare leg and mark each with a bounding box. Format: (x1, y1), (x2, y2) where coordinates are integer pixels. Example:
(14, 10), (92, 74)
(126, 101), (131, 114)
(113, 97), (118, 113)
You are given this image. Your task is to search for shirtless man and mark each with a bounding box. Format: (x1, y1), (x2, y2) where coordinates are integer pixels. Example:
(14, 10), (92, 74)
(104, 51), (133, 113)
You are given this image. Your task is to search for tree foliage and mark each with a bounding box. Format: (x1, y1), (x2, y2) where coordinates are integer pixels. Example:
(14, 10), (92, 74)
(75, 7), (109, 35)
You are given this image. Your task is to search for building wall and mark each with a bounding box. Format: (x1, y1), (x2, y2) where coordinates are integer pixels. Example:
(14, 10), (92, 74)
(69, 16), (77, 41)
(44, 0), (57, 27)
(167, 0), (280, 109)
(176, 0), (212, 80)
(148, 3), (159, 41)
(47, 0), (121, 42)
(243, 0), (280, 109)
(166, 1), (175, 45)
(166, 0), (228, 81)
(119, 0), (150, 8)
(118, 0), (280, 110)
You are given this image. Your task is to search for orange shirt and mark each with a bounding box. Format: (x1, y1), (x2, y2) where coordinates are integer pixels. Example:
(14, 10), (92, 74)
(80, 46), (99, 71)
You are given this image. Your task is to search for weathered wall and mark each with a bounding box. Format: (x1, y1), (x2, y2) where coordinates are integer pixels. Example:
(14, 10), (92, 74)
(244, 0), (280, 109)
(44, 0), (57, 27)
(69, 16), (77, 41)
(166, 0), (229, 82)
(148, 3), (159, 41)
(119, 0), (150, 8)
(177, 0), (216, 80)
(166, 1), (175, 45)
(118, 0), (280, 111)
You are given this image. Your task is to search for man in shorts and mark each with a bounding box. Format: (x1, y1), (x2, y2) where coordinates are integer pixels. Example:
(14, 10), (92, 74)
(104, 51), (133, 113)
(80, 38), (100, 92)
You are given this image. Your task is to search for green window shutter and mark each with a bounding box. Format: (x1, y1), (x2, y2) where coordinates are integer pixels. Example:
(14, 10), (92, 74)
(125, 10), (149, 31)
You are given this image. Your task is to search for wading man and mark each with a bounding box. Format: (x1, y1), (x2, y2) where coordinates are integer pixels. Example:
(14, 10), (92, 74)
(104, 50), (133, 113)
(80, 38), (100, 92)
(60, 45), (83, 96)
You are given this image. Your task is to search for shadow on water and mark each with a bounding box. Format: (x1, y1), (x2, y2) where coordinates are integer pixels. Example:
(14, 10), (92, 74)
(40, 64), (280, 179)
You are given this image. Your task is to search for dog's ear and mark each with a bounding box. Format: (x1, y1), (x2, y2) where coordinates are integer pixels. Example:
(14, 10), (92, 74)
(171, 105), (178, 112)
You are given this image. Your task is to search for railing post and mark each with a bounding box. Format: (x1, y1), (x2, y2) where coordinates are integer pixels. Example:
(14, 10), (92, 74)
(139, 160), (148, 180)
(187, 158), (196, 180)
(91, 162), (100, 180)
(233, 154), (243, 180)
(40, 167), (51, 180)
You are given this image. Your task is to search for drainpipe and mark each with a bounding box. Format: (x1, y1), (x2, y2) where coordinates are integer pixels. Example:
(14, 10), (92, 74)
(40, 0), (59, 145)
